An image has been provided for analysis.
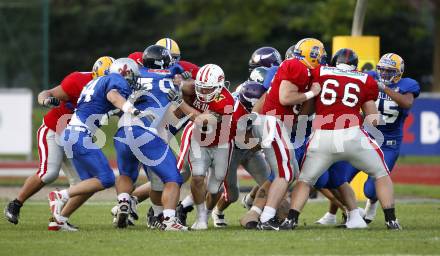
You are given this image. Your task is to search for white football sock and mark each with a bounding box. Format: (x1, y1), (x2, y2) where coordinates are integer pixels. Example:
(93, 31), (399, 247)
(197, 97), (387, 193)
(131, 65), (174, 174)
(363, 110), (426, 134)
(260, 206), (276, 223)
(213, 207), (223, 216)
(181, 195), (194, 208)
(163, 209), (176, 219)
(151, 203), (164, 216)
(117, 193), (130, 202)
(250, 206), (262, 215)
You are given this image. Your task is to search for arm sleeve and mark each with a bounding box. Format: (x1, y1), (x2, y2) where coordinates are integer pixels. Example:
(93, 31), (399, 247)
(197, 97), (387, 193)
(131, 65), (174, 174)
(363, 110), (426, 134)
(105, 76), (132, 99)
(263, 67), (277, 89)
(61, 72), (82, 99)
(400, 78), (421, 98)
(277, 60), (310, 90)
(364, 76), (379, 102)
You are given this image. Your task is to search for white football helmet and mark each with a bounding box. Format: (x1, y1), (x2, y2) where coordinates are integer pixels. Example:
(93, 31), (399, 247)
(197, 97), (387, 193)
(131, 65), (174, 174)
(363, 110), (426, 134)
(195, 64), (225, 103)
(110, 58), (141, 89)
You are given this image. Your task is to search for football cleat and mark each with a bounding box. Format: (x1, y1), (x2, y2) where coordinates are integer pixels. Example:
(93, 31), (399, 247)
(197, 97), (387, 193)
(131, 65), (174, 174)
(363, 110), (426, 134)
(114, 200), (130, 229)
(345, 211), (368, 229)
(48, 191), (66, 218)
(386, 219), (402, 230)
(146, 207), (164, 230)
(176, 202), (193, 226)
(279, 218), (298, 230)
(240, 194), (253, 210)
(162, 216), (189, 231)
(191, 219), (208, 230)
(212, 211), (227, 228)
(129, 196), (139, 221)
(111, 205), (134, 226)
(257, 217), (280, 231)
(364, 199), (378, 224)
(315, 212), (337, 225)
(48, 217), (78, 232)
(4, 200), (22, 225)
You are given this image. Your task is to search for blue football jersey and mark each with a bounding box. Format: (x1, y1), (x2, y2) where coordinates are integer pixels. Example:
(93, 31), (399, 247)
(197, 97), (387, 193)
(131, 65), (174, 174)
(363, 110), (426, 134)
(368, 71), (420, 141)
(71, 73), (132, 131)
(263, 66), (278, 89)
(135, 66), (181, 128)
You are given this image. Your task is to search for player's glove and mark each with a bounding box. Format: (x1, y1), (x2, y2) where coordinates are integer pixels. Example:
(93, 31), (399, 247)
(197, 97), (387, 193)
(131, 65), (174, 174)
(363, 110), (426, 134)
(181, 71), (192, 80)
(167, 87), (183, 106)
(42, 97), (60, 107)
(137, 110), (157, 123)
(377, 81), (386, 91)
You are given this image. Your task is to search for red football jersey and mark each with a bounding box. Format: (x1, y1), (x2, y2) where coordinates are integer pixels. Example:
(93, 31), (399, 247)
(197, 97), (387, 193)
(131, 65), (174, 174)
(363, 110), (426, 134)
(178, 60), (200, 79)
(43, 72), (93, 132)
(311, 66), (378, 130)
(262, 59), (311, 122)
(190, 87), (247, 146)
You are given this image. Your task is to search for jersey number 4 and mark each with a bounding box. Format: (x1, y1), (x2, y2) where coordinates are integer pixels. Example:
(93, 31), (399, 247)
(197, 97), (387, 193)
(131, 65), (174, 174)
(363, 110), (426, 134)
(78, 78), (100, 103)
(320, 79), (360, 107)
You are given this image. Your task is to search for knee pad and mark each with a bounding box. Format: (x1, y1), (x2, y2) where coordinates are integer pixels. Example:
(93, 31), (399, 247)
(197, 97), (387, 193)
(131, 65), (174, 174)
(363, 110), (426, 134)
(363, 177), (377, 200)
(207, 177), (222, 194)
(40, 169), (60, 184)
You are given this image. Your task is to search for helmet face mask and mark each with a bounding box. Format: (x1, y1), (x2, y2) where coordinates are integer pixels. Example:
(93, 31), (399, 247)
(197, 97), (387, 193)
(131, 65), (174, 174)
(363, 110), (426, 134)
(142, 45), (173, 69)
(377, 53), (404, 85)
(195, 64), (225, 103)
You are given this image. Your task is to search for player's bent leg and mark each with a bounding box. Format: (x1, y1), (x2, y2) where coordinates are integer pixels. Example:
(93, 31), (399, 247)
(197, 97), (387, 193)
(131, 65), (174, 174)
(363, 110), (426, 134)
(132, 182), (151, 203)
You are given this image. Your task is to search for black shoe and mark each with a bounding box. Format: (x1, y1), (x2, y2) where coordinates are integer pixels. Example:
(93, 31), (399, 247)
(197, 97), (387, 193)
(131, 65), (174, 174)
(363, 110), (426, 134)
(146, 206), (164, 229)
(279, 218), (298, 230)
(244, 221), (258, 230)
(176, 202), (193, 227)
(363, 218), (372, 224)
(4, 200), (22, 225)
(386, 219), (402, 230)
(257, 217), (280, 231)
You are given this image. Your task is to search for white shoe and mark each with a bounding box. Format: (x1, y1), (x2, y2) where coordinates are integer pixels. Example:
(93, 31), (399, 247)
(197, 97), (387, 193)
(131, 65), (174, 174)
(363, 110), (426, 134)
(114, 200), (130, 228)
(129, 196), (139, 221)
(212, 210), (227, 228)
(48, 191), (66, 219)
(345, 209), (368, 229)
(162, 217), (188, 231)
(48, 217), (78, 232)
(315, 212), (337, 225)
(191, 218), (208, 230)
(111, 205), (134, 226)
(364, 199), (378, 223)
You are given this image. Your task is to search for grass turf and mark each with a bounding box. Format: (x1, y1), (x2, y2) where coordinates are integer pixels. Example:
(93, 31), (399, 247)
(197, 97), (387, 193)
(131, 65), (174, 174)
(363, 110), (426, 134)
(0, 200), (439, 256)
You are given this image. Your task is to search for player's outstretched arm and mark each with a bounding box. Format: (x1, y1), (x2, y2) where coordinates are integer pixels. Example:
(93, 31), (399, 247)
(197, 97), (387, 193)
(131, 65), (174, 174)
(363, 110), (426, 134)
(279, 81), (320, 106)
(106, 89), (140, 116)
(37, 85), (69, 107)
(382, 86), (415, 109)
(361, 100), (381, 127)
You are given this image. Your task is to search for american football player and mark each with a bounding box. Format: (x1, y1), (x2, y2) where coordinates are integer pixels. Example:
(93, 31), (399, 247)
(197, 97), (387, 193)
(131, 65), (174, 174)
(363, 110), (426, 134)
(4, 56), (114, 230)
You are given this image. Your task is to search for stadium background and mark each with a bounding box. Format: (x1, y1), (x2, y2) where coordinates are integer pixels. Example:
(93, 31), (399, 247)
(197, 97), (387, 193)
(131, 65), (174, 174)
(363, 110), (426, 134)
(0, 1), (439, 255)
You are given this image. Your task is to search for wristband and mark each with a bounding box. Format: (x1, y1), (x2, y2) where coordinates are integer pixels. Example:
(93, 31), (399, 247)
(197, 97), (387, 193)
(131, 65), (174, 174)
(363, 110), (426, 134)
(122, 101), (133, 113)
(304, 91), (315, 100)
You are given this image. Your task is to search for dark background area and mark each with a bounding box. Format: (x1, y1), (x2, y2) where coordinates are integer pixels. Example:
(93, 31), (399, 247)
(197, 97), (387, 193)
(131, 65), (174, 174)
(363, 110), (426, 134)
(0, 0), (436, 93)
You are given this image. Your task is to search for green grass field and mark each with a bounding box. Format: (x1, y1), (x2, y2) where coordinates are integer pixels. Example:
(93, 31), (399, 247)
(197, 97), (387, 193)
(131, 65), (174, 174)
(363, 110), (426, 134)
(1, 200), (439, 256)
